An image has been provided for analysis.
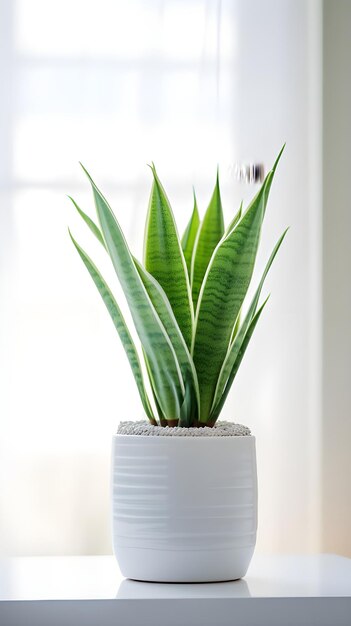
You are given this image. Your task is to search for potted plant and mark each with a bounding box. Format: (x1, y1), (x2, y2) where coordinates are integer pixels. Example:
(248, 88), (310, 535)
(69, 147), (287, 582)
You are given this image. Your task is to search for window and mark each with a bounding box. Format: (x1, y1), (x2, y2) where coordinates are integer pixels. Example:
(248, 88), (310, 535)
(0, 0), (321, 557)
(0, 0), (238, 555)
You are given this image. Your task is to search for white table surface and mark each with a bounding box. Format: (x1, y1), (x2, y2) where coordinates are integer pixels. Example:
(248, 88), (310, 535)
(0, 554), (350, 625)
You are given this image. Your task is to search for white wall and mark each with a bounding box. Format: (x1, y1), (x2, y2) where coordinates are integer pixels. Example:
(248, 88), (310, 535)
(322, 0), (351, 557)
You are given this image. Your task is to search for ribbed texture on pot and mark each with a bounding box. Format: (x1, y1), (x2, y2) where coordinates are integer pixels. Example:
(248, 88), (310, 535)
(111, 435), (257, 556)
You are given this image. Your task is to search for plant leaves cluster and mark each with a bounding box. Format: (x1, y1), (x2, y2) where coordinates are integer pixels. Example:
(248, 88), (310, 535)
(69, 148), (287, 427)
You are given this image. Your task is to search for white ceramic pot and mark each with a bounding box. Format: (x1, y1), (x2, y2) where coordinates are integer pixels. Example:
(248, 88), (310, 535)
(111, 434), (257, 582)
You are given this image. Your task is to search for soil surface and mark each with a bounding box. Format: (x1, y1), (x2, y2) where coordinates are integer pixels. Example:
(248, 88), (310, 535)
(117, 420), (251, 437)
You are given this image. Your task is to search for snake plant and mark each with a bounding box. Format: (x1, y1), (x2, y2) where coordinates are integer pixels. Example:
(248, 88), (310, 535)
(69, 148), (287, 427)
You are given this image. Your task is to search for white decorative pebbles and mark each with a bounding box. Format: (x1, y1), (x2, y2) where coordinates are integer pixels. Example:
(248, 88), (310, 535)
(117, 420), (251, 437)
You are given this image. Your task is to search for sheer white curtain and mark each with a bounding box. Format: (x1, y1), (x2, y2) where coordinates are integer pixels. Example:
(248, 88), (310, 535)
(0, 0), (322, 556)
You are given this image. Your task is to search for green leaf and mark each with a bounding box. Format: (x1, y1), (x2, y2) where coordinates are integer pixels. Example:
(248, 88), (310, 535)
(209, 297), (270, 424)
(142, 349), (168, 426)
(211, 228), (288, 413)
(80, 163), (185, 422)
(225, 201), (243, 237)
(69, 231), (156, 424)
(143, 165), (193, 349)
(181, 190), (200, 275)
(230, 309), (241, 344)
(179, 375), (194, 427)
(134, 256), (200, 425)
(263, 144), (285, 217)
(68, 196), (106, 250)
(192, 170), (274, 423)
(191, 170), (224, 308)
